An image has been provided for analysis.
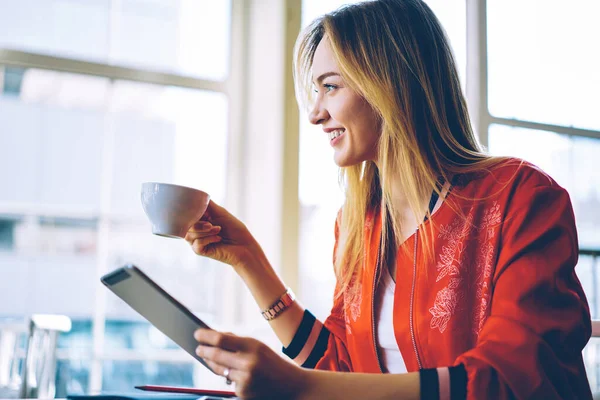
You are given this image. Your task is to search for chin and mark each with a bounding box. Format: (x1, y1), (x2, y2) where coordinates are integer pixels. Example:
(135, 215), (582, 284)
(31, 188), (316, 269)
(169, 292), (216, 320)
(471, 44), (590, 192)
(333, 153), (361, 168)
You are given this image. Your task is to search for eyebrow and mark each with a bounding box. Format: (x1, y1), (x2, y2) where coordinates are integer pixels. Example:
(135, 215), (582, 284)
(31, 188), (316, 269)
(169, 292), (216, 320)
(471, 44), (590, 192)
(313, 72), (341, 85)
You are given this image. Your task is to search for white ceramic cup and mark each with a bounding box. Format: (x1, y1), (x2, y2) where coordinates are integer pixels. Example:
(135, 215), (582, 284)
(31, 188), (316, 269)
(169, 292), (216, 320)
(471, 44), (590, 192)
(141, 182), (210, 239)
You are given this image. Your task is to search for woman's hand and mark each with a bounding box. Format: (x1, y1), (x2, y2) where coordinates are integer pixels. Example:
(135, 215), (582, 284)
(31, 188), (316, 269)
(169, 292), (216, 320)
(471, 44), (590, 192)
(185, 200), (267, 270)
(194, 329), (307, 399)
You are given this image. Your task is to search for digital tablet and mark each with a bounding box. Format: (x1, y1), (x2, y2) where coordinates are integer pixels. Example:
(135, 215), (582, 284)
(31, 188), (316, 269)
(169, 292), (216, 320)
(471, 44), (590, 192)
(101, 265), (215, 374)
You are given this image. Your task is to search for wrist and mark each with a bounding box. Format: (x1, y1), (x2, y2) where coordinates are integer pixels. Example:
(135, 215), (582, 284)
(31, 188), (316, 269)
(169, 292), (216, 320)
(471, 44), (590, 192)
(261, 287), (295, 321)
(291, 367), (314, 400)
(232, 239), (269, 270)
(232, 249), (288, 306)
(234, 247), (273, 280)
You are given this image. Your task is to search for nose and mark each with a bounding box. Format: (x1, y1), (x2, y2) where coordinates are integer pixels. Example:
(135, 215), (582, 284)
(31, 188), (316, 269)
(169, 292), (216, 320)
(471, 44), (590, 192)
(308, 97), (329, 125)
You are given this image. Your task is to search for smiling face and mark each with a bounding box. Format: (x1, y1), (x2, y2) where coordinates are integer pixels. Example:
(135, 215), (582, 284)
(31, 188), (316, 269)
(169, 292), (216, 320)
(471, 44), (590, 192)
(308, 38), (381, 167)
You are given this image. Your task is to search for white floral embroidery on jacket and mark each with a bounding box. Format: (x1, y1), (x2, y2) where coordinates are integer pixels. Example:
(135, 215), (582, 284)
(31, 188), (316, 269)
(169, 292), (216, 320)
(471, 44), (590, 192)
(344, 277), (363, 325)
(429, 202), (501, 335)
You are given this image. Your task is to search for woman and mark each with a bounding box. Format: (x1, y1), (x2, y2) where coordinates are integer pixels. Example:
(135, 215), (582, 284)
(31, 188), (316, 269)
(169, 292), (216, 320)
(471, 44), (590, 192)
(185, 0), (592, 398)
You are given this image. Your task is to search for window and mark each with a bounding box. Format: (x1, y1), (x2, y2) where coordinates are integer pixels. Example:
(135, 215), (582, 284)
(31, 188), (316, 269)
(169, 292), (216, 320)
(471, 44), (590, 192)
(0, 1), (232, 394)
(487, 0), (600, 131)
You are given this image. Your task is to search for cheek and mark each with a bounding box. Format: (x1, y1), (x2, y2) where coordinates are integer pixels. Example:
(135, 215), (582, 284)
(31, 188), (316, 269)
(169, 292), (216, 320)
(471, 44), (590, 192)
(354, 109), (380, 143)
(330, 95), (380, 142)
(327, 101), (346, 124)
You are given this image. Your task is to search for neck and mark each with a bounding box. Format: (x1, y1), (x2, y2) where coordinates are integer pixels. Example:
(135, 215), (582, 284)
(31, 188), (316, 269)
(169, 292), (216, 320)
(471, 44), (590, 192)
(379, 170), (423, 241)
(378, 169), (450, 241)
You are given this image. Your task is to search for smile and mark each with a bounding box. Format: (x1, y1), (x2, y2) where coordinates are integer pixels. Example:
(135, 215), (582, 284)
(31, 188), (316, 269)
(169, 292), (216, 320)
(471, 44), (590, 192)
(329, 129), (345, 141)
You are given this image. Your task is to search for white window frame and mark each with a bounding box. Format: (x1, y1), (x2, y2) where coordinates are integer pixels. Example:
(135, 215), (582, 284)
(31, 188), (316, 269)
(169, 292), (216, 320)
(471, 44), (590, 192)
(465, 0), (600, 145)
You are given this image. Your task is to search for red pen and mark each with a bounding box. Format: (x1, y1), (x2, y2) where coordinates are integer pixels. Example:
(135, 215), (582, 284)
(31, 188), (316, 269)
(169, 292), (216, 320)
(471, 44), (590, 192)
(135, 385), (236, 398)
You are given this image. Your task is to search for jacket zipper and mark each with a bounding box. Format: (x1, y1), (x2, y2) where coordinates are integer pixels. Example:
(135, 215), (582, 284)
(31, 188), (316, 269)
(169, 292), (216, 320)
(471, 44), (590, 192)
(373, 227), (423, 372)
(376, 187), (438, 372)
(410, 227), (423, 369)
(371, 236), (383, 372)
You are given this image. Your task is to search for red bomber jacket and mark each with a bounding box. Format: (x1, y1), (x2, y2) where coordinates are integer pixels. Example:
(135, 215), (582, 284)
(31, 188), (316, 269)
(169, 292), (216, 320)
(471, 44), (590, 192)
(283, 159), (592, 399)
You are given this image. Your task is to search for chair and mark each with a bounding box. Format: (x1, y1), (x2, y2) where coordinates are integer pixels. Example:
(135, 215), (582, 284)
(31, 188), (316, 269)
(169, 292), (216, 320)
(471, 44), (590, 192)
(0, 315), (71, 399)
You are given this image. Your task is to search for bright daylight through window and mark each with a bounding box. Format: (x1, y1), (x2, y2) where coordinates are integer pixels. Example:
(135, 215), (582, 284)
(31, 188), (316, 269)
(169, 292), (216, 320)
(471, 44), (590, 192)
(0, 0), (230, 395)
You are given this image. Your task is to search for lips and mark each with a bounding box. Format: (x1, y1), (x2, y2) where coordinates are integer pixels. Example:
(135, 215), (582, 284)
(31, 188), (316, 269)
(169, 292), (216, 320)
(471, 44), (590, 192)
(329, 129), (345, 146)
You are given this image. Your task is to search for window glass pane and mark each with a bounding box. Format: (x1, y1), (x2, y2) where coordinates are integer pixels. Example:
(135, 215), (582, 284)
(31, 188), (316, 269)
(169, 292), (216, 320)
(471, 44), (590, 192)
(0, 69), (107, 210)
(0, 0), (231, 80)
(108, 80), (228, 217)
(298, 0), (466, 318)
(58, 320), (93, 351)
(488, 0), (600, 130)
(0, 0), (110, 62)
(421, 0), (466, 87)
(0, 68), (228, 214)
(0, 218), (98, 318)
(489, 124), (600, 249)
(301, 0), (361, 25)
(0, 67), (228, 373)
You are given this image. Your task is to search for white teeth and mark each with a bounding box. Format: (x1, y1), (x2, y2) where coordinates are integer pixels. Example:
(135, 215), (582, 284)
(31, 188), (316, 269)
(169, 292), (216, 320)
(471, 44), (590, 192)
(329, 129), (344, 140)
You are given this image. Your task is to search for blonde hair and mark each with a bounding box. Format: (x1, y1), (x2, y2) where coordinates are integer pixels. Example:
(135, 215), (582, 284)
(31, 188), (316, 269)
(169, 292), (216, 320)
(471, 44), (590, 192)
(294, 0), (504, 300)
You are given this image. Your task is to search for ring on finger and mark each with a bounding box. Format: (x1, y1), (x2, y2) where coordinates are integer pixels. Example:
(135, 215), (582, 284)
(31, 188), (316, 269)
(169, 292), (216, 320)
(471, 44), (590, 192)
(223, 367), (232, 385)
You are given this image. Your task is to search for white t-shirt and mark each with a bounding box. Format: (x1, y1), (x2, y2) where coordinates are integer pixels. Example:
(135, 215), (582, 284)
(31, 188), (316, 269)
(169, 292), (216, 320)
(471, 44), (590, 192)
(374, 266), (408, 373)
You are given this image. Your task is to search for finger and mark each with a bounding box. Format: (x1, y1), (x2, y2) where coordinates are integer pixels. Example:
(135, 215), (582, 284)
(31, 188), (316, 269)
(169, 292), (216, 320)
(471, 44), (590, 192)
(185, 225), (220, 245)
(190, 221), (214, 231)
(196, 344), (246, 371)
(191, 236), (222, 255)
(194, 329), (247, 352)
(186, 226), (221, 240)
(204, 359), (242, 385)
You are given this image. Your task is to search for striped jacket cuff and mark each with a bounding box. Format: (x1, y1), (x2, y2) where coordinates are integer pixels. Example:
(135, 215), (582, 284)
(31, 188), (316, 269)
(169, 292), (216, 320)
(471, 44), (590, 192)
(281, 309), (330, 368)
(419, 365), (467, 400)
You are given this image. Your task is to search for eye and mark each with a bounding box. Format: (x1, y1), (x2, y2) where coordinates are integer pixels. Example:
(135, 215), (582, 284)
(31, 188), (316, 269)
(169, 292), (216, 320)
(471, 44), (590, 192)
(313, 83), (338, 94)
